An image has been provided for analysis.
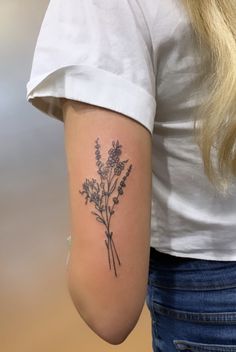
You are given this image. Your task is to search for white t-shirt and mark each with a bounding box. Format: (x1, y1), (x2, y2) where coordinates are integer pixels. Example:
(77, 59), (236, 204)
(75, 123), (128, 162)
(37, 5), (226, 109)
(26, 0), (236, 260)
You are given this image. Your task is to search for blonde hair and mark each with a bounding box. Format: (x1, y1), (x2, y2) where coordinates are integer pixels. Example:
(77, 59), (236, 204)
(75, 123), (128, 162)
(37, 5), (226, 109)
(181, 0), (236, 196)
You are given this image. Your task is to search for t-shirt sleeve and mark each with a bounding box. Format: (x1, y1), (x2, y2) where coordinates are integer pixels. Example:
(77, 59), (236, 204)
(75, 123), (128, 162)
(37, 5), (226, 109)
(26, 0), (157, 135)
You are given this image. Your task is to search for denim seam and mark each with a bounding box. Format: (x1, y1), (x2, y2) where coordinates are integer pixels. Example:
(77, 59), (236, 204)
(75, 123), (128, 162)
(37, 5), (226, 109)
(149, 280), (236, 291)
(153, 303), (236, 324)
(173, 339), (236, 351)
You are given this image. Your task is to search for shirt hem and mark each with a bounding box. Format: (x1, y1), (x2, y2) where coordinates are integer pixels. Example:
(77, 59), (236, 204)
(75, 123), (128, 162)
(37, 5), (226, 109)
(150, 244), (236, 261)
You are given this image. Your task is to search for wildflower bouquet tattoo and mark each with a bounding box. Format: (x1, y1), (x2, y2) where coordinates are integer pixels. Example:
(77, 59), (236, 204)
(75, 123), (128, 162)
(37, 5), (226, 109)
(79, 138), (132, 277)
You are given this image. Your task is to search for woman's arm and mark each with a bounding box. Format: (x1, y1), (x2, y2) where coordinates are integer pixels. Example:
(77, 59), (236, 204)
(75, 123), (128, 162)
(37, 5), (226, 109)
(62, 98), (152, 345)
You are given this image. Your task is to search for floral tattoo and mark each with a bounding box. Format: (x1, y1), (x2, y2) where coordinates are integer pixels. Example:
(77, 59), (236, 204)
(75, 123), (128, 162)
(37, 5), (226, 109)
(79, 138), (132, 278)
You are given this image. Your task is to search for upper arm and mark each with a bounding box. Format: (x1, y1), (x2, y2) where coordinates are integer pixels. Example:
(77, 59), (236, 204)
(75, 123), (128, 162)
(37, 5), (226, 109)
(26, 0), (156, 344)
(63, 99), (152, 344)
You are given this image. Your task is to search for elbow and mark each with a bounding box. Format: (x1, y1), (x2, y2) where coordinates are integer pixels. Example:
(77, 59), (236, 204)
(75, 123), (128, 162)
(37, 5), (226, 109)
(93, 326), (131, 346)
(68, 283), (142, 345)
(93, 309), (144, 345)
(73, 299), (140, 345)
(86, 314), (140, 345)
(101, 333), (131, 346)
(66, 258), (146, 345)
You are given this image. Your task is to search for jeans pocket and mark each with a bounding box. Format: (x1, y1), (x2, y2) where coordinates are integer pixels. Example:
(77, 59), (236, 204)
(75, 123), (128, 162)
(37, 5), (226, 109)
(174, 339), (236, 351)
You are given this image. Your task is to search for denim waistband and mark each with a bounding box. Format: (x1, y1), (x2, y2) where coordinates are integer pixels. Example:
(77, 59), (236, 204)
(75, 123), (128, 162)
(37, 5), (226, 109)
(148, 247), (236, 290)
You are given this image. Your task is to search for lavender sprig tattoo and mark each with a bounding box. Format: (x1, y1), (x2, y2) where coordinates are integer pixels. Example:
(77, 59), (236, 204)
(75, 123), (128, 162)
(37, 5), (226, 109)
(79, 138), (132, 278)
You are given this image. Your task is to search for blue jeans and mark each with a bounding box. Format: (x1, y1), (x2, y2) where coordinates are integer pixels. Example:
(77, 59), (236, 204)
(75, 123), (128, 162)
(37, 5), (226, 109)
(146, 247), (236, 351)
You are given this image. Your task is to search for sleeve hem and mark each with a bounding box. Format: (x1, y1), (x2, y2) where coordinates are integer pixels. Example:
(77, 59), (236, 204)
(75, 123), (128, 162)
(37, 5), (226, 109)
(26, 64), (156, 135)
